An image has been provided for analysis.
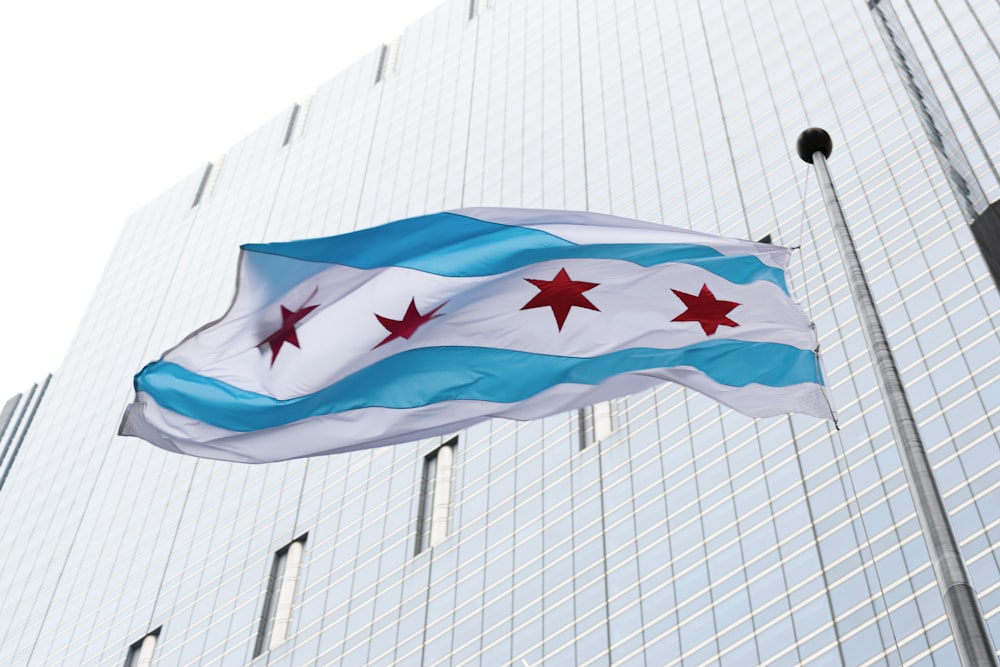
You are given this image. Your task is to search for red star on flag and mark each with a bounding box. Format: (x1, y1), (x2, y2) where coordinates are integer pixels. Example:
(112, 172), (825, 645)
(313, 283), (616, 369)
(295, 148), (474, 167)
(261, 303), (319, 365)
(671, 284), (740, 336)
(521, 267), (600, 331)
(374, 298), (447, 348)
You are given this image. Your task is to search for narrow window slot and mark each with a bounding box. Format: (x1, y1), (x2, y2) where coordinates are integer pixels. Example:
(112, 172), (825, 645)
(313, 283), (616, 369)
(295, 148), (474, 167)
(254, 534), (307, 656)
(579, 401), (616, 450)
(123, 628), (160, 667)
(415, 437), (457, 554)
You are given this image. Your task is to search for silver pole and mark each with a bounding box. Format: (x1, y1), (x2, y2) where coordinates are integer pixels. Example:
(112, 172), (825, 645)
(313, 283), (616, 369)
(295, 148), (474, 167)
(796, 128), (998, 667)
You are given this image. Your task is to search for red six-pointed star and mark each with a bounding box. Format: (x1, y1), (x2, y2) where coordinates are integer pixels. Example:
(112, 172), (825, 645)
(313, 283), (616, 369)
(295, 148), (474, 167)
(671, 284), (740, 336)
(521, 267), (600, 331)
(261, 303), (319, 365)
(374, 298), (447, 348)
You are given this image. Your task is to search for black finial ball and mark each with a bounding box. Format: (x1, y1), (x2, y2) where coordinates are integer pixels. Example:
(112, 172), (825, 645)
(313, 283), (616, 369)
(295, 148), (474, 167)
(796, 128), (833, 163)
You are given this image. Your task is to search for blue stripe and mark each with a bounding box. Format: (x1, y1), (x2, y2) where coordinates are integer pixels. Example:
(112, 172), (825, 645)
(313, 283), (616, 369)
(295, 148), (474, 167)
(243, 212), (788, 292)
(136, 341), (821, 432)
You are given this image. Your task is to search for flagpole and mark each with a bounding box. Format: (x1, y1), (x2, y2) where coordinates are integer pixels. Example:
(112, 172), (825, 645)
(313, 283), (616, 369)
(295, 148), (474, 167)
(796, 127), (998, 667)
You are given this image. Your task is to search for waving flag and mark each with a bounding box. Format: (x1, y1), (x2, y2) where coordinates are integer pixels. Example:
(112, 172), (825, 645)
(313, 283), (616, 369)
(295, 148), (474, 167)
(120, 207), (833, 463)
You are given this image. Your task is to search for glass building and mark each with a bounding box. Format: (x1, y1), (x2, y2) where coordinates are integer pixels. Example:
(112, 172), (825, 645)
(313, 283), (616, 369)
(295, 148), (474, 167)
(0, 376), (51, 497)
(1, 0), (999, 664)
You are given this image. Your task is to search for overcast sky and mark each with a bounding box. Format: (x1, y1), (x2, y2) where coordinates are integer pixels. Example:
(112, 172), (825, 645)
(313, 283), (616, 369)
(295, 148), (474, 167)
(0, 0), (446, 399)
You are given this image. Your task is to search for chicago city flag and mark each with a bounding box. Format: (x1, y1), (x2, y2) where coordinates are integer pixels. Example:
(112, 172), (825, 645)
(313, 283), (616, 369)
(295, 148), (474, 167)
(120, 208), (834, 463)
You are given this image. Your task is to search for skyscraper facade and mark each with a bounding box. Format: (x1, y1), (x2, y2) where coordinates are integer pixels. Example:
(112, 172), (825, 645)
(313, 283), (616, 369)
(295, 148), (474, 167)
(1, 0), (999, 664)
(0, 376), (51, 497)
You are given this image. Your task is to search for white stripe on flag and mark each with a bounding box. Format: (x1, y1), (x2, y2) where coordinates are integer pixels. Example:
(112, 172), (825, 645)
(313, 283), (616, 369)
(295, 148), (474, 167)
(121, 207), (834, 463)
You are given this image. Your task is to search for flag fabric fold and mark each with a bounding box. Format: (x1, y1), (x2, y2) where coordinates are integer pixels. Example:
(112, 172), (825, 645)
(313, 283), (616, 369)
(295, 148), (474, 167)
(120, 207), (834, 463)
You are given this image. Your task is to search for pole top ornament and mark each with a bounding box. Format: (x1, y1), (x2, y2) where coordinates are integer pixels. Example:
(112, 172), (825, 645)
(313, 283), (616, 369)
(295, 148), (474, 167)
(797, 128), (833, 163)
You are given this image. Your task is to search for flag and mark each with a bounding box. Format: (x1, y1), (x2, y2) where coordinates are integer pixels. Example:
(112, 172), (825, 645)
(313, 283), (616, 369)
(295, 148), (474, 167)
(119, 207), (833, 463)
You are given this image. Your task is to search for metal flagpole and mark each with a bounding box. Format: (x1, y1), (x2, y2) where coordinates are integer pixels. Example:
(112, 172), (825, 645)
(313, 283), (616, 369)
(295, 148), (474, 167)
(796, 127), (998, 667)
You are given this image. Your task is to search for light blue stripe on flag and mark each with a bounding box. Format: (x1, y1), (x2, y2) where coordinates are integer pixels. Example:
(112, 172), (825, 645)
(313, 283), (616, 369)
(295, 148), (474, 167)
(243, 212), (788, 293)
(136, 340), (821, 432)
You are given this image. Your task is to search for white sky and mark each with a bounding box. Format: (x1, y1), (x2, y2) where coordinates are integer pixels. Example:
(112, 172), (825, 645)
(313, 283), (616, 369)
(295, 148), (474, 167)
(0, 0), (446, 399)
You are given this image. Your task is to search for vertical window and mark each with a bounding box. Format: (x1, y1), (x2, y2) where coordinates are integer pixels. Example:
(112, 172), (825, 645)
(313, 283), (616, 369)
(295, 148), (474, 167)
(283, 96), (312, 146)
(580, 401), (615, 450)
(191, 155), (225, 207)
(374, 44), (389, 84)
(283, 104), (298, 146)
(254, 534), (307, 657)
(123, 628), (159, 667)
(373, 37), (401, 84)
(468, 0), (492, 20)
(415, 437), (457, 554)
